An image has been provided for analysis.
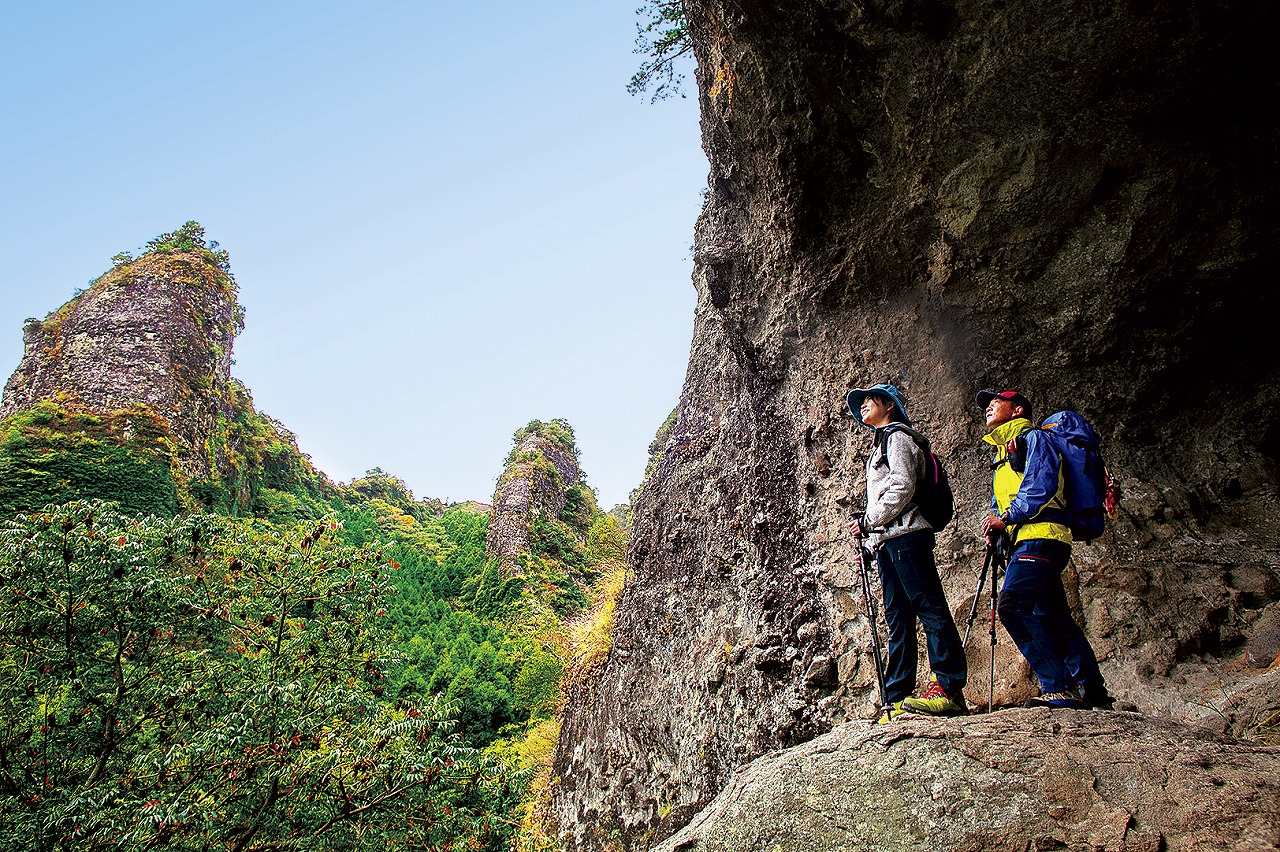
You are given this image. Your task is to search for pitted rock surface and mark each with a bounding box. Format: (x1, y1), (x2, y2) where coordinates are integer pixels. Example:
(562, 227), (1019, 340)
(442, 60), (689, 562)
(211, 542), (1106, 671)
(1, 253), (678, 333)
(654, 711), (1280, 852)
(1, 252), (238, 479)
(552, 0), (1280, 848)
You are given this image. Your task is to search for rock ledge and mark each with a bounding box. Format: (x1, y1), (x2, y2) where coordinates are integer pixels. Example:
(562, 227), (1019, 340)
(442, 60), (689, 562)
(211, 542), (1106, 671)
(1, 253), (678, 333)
(656, 710), (1280, 852)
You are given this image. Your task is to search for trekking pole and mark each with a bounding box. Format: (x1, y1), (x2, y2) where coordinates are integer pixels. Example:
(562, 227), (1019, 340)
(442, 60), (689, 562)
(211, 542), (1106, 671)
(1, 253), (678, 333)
(984, 532), (1007, 714)
(960, 543), (995, 648)
(853, 534), (890, 724)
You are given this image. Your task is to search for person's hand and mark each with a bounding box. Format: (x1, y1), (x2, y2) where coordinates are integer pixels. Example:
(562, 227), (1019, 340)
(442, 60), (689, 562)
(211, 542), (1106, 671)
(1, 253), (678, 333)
(849, 518), (864, 537)
(980, 514), (1007, 538)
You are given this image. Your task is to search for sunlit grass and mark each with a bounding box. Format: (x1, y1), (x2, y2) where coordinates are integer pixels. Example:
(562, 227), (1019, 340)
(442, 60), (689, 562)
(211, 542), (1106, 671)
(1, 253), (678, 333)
(567, 560), (631, 685)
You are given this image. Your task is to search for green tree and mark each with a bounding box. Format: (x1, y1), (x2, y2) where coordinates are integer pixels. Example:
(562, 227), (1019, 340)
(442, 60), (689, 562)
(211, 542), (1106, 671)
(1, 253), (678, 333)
(628, 0), (693, 101)
(586, 515), (627, 567)
(0, 502), (511, 850)
(143, 220), (233, 280)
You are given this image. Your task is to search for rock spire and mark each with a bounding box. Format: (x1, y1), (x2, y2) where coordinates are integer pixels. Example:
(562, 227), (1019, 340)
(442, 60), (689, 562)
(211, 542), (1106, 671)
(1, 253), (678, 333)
(486, 419), (582, 576)
(2, 232), (240, 481)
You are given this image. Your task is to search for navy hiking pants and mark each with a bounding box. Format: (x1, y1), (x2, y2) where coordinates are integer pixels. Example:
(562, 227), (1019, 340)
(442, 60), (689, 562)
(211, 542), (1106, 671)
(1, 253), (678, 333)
(997, 538), (1103, 696)
(875, 529), (967, 702)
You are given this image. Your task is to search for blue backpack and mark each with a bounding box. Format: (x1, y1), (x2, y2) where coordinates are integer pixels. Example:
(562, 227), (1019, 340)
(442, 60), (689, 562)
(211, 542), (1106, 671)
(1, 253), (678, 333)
(1036, 410), (1113, 543)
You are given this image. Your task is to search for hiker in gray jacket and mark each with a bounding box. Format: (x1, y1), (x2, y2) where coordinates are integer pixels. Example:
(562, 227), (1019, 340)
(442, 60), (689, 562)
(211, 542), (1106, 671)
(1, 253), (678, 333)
(847, 383), (967, 720)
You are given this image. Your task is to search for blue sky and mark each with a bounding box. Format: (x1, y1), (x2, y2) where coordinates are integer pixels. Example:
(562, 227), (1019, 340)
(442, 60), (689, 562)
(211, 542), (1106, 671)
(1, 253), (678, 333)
(0, 2), (705, 508)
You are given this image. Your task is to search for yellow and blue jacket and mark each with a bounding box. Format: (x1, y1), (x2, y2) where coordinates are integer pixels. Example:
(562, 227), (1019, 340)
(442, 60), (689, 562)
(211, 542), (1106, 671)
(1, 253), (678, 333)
(983, 418), (1072, 545)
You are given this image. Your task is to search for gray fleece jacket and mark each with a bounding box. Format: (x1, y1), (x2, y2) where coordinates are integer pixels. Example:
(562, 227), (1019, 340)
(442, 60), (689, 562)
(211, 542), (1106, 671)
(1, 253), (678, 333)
(862, 426), (932, 549)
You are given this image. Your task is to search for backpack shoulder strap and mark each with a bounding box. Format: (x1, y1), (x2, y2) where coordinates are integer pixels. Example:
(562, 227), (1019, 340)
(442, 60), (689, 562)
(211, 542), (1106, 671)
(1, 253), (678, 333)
(878, 424), (928, 476)
(882, 423), (930, 452)
(992, 422), (1035, 472)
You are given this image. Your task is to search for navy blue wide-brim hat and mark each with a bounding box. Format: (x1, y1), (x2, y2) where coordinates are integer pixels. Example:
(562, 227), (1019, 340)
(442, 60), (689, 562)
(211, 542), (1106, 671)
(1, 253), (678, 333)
(846, 383), (911, 429)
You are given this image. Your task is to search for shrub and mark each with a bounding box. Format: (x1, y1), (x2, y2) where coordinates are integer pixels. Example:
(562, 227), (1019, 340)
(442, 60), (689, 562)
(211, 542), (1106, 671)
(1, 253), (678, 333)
(0, 502), (512, 850)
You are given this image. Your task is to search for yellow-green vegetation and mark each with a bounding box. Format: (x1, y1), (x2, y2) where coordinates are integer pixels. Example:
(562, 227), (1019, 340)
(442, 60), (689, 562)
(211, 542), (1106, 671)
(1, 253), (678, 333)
(193, 380), (336, 519)
(109, 220), (239, 298)
(567, 558), (631, 684)
(587, 513), (628, 565)
(1247, 707), (1280, 746)
(505, 419), (578, 464)
(0, 384), (335, 523)
(502, 555), (632, 852)
(497, 447), (564, 494)
(0, 401), (181, 517)
(1196, 677), (1280, 746)
(490, 718), (562, 852)
(344, 467), (445, 519)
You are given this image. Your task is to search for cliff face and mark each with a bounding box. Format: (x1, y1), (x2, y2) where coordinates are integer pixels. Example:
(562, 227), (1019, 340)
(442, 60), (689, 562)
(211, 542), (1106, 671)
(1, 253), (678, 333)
(552, 0), (1280, 847)
(2, 248), (239, 481)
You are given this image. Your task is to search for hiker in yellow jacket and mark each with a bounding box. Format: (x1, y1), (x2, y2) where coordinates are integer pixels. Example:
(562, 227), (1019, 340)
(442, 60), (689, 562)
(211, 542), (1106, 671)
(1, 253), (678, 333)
(978, 390), (1110, 709)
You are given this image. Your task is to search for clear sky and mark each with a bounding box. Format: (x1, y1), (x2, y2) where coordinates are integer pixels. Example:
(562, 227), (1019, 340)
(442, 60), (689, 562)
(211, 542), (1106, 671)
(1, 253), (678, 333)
(0, 2), (706, 508)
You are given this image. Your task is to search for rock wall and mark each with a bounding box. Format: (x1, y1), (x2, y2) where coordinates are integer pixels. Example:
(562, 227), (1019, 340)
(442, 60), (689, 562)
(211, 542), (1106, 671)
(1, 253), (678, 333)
(485, 424), (581, 576)
(1, 251), (239, 480)
(552, 0), (1280, 848)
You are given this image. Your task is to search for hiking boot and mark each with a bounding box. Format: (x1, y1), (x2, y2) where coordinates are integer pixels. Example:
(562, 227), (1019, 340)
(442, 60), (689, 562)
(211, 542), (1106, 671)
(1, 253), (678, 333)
(876, 701), (909, 724)
(1082, 689), (1115, 710)
(1024, 690), (1085, 710)
(1080, 682), (1115, 710)
(902, 680), (968, 716)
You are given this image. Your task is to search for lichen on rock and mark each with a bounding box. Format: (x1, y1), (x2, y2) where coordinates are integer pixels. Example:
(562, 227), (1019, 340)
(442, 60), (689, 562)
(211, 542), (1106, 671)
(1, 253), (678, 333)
(654, 711), (1280, 852)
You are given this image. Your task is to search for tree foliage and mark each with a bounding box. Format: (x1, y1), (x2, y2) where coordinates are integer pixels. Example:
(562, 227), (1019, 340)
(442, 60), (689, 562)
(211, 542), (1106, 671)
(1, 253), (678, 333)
(0, 404), (180, 518)
(0, 502), (512, 851)
(628, 0), (694, 101)
(142, 221), (234, 284)
(1, 215), (638, 849)
(504, 419), (579, 467)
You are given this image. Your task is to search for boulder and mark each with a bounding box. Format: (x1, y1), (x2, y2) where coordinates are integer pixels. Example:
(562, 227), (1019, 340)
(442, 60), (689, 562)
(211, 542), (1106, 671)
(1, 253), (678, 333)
(656, 711), (1280, 852)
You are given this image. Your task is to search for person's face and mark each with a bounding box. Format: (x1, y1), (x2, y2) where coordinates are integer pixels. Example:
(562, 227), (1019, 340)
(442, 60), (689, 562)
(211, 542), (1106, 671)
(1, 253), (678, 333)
(984, 398), (1023, 429)
(861, 395), (894, 428)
